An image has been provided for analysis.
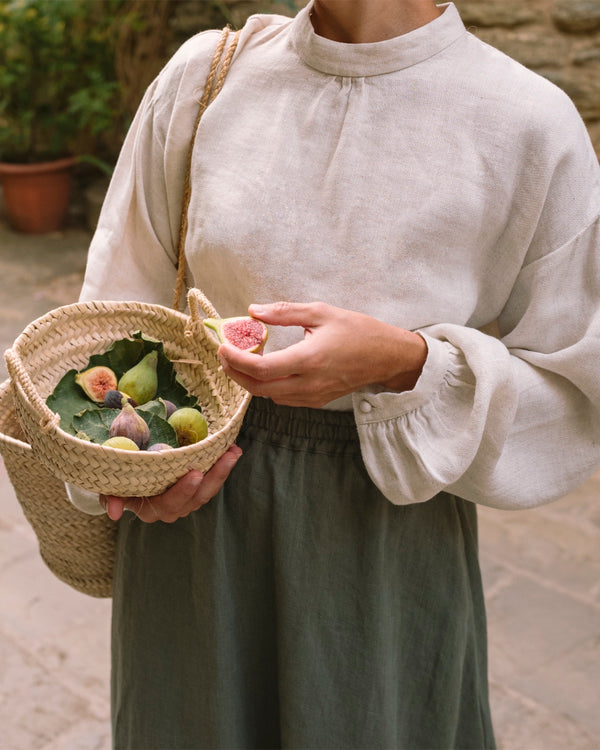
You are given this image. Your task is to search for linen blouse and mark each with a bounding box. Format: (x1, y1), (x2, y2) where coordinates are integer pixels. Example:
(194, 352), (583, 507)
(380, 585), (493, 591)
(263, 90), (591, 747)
(73, 1), (600, 512)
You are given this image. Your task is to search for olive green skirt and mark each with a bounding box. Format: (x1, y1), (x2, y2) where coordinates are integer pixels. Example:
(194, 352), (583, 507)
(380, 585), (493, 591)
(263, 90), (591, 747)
(111, 397), (496, 750)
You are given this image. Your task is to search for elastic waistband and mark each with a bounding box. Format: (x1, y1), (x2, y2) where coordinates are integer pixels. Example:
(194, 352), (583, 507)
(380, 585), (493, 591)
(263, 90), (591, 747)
(240, 397), (360, 448)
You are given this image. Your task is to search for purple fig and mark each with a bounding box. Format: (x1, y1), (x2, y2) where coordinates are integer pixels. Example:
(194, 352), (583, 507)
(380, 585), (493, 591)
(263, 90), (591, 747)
(162, 399), (177, 419)
(109, 401), (150, 450)
(103, 389), (138, 409)
(147, 443), (173, 452)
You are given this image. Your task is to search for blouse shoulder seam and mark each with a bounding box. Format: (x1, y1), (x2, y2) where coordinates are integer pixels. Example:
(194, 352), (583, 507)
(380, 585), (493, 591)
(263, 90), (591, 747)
(520, 208), (600, 274)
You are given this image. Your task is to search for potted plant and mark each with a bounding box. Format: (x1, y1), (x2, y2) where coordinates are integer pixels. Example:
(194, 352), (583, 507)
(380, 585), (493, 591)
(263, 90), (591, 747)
(0, 0), (125, 233)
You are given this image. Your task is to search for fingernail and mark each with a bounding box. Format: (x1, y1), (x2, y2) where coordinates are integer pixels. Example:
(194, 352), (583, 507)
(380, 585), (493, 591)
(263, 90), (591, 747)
(249, 304), (265, 316)
(228, 450), (242, 467)
(187, 470), (204, 487)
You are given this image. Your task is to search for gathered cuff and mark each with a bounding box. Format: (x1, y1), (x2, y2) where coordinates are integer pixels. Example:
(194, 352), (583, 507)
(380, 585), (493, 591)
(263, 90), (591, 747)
(351, 326), (516, 506)
(352, 334), (457, 422)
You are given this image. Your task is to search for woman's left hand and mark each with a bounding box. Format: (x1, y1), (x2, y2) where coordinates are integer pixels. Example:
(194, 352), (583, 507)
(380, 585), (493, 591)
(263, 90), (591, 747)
(99, 445), (242, 523)
(218, 301), (428, 408)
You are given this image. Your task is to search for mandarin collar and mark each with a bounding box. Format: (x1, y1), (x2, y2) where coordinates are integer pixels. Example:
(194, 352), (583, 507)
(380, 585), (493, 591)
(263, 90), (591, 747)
(290, 2), (466, 77)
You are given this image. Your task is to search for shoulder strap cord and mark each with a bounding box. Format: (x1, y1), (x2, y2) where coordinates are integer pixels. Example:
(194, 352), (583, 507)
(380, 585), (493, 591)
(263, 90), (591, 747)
(173, 27), (241, 312)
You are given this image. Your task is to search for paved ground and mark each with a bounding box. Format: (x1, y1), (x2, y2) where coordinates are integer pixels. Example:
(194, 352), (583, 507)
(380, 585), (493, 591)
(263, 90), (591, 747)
(1, 210), (599, 750)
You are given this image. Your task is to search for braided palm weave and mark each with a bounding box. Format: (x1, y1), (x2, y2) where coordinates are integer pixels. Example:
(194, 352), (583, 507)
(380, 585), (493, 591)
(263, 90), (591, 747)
(0, 379), (116, 597)
(5, 288), (251, 498)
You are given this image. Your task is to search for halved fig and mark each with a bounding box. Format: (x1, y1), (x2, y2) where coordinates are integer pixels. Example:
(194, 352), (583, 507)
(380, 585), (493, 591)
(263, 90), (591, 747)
(203, 316), (268, 353)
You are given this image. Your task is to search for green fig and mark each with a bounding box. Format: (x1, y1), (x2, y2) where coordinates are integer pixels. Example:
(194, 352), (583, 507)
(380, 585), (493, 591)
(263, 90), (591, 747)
(75, 365), (118, 403)
(168, 407), (208, 446)
(203, 316), (268, 353)
(117, 351), (158, 405)
(102, 436), (139, 451)
(109, 401), (151, 449)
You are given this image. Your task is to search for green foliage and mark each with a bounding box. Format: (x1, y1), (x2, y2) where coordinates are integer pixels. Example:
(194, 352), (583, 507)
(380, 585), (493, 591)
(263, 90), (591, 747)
(46, 332), (199, 446)
(0, 0), (126, 163)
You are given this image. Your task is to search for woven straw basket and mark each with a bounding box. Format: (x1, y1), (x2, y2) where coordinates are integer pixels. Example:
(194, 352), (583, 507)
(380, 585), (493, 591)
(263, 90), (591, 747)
(3, 288), (252, 500)
(0, 29), (243, 598)
(0, 378), (117, 597)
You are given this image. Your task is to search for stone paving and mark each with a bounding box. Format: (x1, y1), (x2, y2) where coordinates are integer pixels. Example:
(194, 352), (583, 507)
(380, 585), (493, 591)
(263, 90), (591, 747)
(0, 216), (599, 749)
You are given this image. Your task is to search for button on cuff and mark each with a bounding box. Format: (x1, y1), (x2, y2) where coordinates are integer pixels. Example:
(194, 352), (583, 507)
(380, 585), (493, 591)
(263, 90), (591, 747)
(358, 399), (373, 414)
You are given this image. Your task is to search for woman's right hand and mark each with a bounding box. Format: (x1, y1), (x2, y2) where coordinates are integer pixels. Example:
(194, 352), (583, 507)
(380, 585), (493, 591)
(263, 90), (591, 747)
(100, 445), (242, 523)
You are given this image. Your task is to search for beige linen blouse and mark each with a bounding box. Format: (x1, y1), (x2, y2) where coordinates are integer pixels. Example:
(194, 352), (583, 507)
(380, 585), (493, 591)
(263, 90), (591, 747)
(72, 2), (600, 512)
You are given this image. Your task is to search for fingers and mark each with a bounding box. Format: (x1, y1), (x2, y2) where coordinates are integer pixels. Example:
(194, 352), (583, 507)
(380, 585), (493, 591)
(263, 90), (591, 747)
(249, 300), (325, 328)
(100, 446), (243, 524)
(101, 495), (144, 522)
(217, 300), (331, 384)
(219, 340), (309, 382)
(194, 445), (242, 499)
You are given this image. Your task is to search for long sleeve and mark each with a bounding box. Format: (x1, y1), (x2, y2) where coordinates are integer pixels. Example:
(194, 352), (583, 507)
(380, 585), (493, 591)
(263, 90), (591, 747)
(354, 131), (600, 510)
(78, 29), (228, 308)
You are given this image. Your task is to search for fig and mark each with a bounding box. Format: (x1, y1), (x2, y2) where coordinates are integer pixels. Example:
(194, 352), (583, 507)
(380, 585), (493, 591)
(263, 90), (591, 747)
(203, 316), (268, 353)
(162, 399), (177, 419)
(75, 365), (118, 403)
(109, 401), (150, 450)
(102, 436), (139, 451)
(117, 351), (158, 405)
(167, 407), (208, 446)
(147, 443), (173, 452)
(103, 389), (137, 409)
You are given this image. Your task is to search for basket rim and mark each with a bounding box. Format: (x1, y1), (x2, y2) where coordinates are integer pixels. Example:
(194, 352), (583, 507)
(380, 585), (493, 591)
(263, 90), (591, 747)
(9, 297), (190, 355)
(4, 290), (252, 470)
(12, 373), (252, 461)
(0, 379), (32, 451)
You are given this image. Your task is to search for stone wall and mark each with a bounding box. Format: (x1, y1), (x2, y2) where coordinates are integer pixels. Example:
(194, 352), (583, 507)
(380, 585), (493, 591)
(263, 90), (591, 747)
(166, 0), (600, 159)
(454, 0), (600, 157)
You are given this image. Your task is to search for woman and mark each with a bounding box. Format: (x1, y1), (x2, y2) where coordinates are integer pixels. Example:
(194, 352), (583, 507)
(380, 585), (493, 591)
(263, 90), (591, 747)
(71, 0), (600, 747)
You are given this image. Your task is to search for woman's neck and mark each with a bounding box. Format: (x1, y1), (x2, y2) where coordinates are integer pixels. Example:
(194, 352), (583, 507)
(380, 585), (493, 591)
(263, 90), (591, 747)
(310, 0), (442, 43)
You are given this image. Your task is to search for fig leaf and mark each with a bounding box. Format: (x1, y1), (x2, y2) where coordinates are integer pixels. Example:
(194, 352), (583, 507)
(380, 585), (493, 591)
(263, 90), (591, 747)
(46, 333), (199, 440)
(73, 404), (179, 449)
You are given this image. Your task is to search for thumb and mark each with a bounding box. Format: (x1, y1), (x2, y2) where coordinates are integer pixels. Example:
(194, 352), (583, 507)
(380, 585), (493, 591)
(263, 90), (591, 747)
(104, 496), (126, 521)
(248, 301), (324, 328)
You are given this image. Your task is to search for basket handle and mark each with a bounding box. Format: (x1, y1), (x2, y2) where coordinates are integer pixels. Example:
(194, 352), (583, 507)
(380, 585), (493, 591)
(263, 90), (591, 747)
(172, 26), (241, 312)
(4, 348), (60, 432)
(187, 287), (220, 323)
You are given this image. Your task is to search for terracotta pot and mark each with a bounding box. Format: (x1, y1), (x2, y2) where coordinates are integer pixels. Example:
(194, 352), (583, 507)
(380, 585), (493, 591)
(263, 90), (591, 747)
(0, 156), (77, 234)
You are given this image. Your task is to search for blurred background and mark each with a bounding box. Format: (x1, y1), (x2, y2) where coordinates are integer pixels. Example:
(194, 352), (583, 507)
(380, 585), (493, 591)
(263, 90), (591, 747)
(1, 1), (599, 748)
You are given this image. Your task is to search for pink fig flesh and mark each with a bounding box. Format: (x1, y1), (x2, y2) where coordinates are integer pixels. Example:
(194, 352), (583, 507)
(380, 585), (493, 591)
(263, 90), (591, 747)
(75, 366), (118, 403)
(203, 316), (267, 353)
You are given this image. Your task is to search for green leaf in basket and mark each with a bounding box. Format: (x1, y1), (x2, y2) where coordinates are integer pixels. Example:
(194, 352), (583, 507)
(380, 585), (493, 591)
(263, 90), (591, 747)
(136, 398), (168, 419)
(142, 412), (179, 449)
(87, 337), (145, 376)
(45, 333), (202, 440)
(72, 406), (180, 449)
(73, 408), (119, 444)
(46, 370), (102, 436)
(92, 332), (199, 408)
